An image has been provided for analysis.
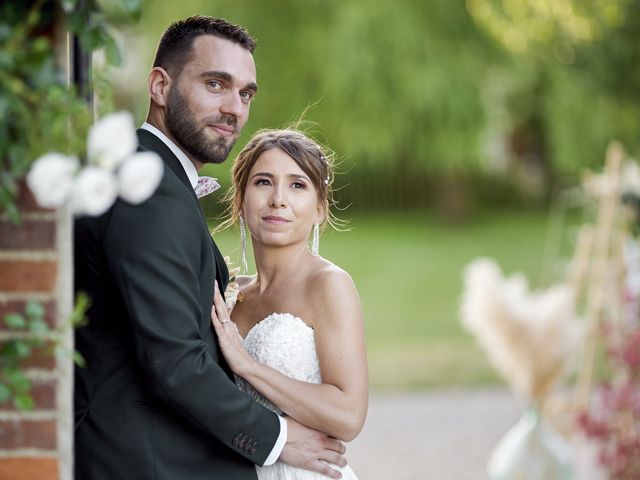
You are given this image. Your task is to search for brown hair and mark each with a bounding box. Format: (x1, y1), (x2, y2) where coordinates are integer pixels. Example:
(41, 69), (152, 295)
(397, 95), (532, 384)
(220, 129), (340, 231)
(153, 16), (257, 77)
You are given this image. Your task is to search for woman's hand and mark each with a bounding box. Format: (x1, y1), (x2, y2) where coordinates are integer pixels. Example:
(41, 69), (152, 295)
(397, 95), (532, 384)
(211, 281), (254, 376)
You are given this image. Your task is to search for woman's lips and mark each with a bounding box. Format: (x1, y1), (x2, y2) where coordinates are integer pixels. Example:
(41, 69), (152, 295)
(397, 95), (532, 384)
(263, 215), (290, 224)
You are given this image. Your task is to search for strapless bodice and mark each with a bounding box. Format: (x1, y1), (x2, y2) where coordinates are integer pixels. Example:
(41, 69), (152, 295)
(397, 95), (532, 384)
(235, 313), (322, 414)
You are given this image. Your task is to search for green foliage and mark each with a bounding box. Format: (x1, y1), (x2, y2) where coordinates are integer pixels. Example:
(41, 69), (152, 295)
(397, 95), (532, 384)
(128, 0), (640, 205)
(0, 293), (91, 410)
(132, 0), (500, 176)
(0, 0), (142, 223)
(0, 301), (50, 410)
(469, 0), (640, 173)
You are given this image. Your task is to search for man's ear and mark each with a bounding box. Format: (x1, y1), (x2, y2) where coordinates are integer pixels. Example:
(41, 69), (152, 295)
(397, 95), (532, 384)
(148, 67), (172, 107)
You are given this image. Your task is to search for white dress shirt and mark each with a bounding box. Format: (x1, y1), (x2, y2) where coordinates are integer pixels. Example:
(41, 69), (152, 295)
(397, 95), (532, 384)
(139, 122), (287, 466)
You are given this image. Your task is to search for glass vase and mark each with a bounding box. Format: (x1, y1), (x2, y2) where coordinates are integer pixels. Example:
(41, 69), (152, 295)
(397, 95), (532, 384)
(487, 406), (574, 480)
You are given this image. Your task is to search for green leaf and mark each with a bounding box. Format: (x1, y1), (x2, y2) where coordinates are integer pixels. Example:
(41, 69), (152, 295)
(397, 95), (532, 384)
(14, 393), (34, 411)
(6, 368), (30, 392)
(4, 313), (25, 330)
(102, 33), (122, 66)
(5, 204), (19, 223)
(28, 318), (49, 334)
(14, 342), (32, 359)
(25, 300), (45, 321)
(0, 383), (10, 403)
(73, 351), (86, 368)
(120, 0), (143, 14)
(70, 292), (91, 327)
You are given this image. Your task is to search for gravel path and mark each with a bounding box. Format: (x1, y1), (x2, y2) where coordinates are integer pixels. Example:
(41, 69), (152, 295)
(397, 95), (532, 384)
(345, 389), (523, 480)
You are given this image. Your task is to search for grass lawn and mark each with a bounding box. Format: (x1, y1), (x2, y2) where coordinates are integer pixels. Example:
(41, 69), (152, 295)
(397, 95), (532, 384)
(209, 207), (580, 391)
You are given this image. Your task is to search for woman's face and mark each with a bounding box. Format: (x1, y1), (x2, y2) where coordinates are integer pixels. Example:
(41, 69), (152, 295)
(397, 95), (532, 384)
(242, 148), (322, 250)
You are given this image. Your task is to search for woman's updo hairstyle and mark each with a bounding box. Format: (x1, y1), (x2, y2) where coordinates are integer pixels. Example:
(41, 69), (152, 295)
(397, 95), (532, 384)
(220, 128), (340, 231)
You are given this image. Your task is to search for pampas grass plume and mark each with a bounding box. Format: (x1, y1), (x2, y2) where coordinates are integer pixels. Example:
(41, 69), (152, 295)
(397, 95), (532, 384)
(460, 258), (581, 404)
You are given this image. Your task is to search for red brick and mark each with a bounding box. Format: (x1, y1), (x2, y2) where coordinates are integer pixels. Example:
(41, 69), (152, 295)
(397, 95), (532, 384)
(0, 419), (57, 449)
(0, 457), (58, 480)
(0, 300), (57, 330)
(0, 380), (56, 410)
(20, 343), (56, 370)
(0, 261), (57, 292)
(0, 219), (56, 249)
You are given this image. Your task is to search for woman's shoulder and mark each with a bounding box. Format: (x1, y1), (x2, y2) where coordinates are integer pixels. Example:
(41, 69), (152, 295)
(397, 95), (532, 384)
(306, 258), (357, 300)
(304, 258), (362, 329)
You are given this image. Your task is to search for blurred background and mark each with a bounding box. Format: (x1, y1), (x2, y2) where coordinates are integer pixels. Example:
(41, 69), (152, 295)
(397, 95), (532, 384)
(100, 1), (639, 477)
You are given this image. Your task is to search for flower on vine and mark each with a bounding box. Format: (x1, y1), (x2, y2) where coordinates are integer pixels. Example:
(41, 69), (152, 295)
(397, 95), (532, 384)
(87, 111), (138, 170)
(26, 153), (79, 208)
(26, 111), (163, 216)
(69, 166), (119, 216)
(118, 152), (164, 204)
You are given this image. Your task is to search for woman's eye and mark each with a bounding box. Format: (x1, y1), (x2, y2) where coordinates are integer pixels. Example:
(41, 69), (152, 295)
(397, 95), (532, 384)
(292, 182), (306, 189)
(255, 178), (271, 186)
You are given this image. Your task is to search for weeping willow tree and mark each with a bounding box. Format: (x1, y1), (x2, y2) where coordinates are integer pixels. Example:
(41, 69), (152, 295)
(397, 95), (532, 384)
(112, 0), (500, 211)
(108, 0), (640, 211)
(467, 0), (640, 174)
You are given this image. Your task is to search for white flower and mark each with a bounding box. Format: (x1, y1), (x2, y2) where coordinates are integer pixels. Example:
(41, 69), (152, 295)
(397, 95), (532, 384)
(27, 110), (163, 215)
(69, 167), (119, 216)
(26, 153), (79, 208)
(118, 152), (164, 204)
(87, 111), (137, 170)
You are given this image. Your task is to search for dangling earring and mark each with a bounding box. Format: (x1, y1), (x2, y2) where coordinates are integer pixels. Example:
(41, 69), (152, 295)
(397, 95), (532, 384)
(310, 223), (320, 257)
(239, 216), (249, 273)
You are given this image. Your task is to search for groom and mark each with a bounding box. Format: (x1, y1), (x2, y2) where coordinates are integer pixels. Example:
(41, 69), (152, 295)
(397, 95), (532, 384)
(74, 16), (345, 479)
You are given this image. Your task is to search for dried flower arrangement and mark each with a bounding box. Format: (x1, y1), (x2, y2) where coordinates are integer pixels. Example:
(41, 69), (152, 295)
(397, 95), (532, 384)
(460, 258), (582, 406)
(575, 144), (640, 480)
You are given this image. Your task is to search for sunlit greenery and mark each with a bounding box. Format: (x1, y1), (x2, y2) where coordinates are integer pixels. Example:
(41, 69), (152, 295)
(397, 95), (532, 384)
(104, 0), (640, 216)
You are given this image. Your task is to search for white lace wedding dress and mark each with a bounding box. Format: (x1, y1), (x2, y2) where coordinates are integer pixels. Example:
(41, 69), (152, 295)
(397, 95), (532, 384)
(235, 312), (359, 480)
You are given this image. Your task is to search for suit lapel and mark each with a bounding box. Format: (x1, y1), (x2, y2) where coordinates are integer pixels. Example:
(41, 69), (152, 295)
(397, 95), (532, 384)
(137, 129), (229, 289)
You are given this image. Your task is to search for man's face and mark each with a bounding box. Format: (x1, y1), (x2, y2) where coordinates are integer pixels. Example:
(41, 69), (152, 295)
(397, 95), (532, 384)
(165, 35), (257, 165)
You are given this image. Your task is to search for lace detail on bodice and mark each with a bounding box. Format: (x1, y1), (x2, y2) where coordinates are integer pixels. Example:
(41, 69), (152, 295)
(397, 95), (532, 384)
(235, 313), (322, 414)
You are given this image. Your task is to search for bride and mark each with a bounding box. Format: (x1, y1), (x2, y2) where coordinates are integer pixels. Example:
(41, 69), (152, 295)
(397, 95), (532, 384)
(211, 129), (368, 479)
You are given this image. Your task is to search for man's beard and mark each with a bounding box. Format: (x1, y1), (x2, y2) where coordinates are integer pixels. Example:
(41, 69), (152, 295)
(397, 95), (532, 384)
(165, 88), (238, 165)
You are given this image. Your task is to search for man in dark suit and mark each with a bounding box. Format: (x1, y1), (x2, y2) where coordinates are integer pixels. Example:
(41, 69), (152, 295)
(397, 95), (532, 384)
(74, 16), (345, 479)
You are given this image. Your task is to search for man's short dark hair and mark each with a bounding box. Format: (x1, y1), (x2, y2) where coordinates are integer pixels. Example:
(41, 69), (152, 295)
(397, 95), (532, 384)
(152, 16), (257, 77)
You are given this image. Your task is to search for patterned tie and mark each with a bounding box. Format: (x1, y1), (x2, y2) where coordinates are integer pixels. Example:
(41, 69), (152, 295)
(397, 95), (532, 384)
(194, 176), (221, 199)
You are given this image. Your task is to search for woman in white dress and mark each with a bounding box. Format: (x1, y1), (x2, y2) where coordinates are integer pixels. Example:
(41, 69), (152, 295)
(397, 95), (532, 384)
(210, 129), (368, 479)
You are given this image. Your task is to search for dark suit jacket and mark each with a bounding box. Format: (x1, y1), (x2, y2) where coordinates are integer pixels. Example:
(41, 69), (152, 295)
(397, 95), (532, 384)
(74, 129), (280, 480)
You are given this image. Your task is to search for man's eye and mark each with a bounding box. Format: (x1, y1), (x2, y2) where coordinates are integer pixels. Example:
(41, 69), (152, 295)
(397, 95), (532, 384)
(240, 91), (255, 103)
(207, 81), (223, 90)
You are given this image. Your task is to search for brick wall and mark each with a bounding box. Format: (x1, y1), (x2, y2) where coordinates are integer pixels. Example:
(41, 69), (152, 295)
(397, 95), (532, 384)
(0, 182), (74, 480)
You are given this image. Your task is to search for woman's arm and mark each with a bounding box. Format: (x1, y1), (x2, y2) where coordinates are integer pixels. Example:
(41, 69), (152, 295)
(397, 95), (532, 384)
(211, 270), (368, 442)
